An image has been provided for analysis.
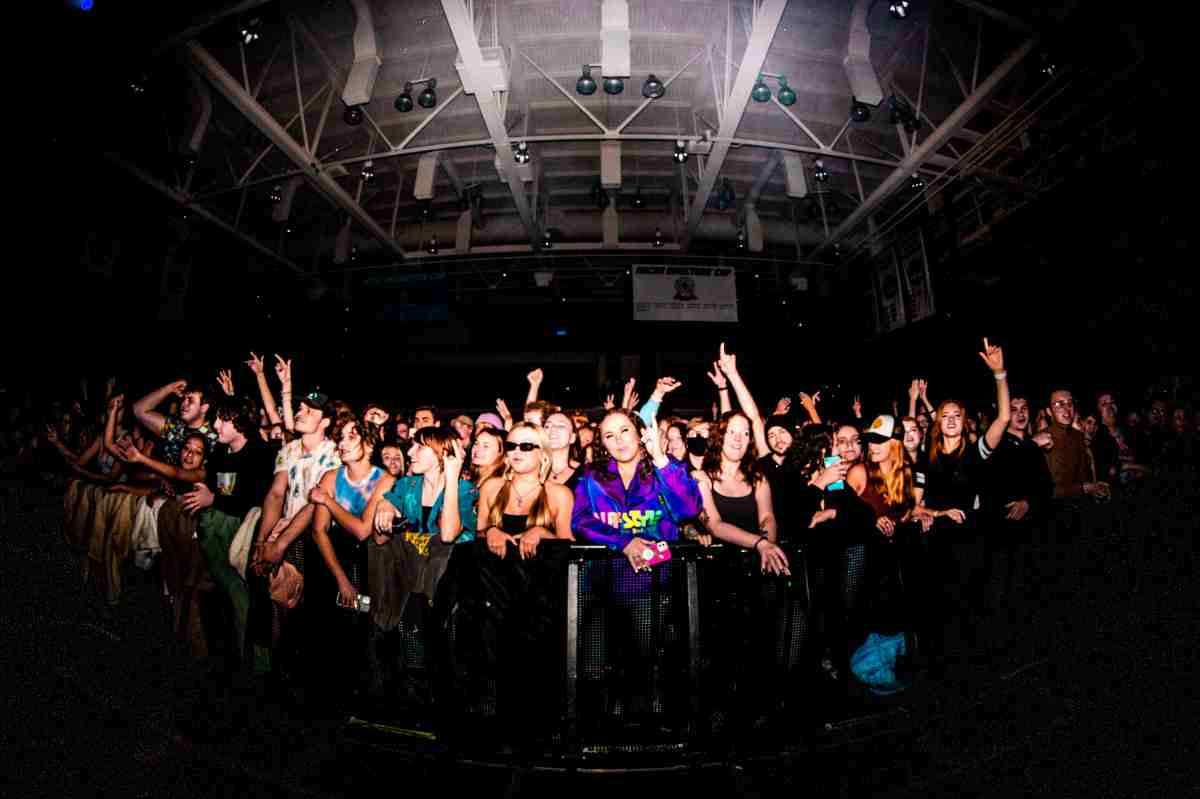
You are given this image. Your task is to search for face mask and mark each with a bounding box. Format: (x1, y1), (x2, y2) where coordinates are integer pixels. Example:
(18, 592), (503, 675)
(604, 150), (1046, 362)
(686, 436), (708, 456)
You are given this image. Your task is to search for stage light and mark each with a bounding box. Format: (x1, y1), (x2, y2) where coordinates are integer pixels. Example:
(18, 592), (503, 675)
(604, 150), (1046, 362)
(672, 139), (689, 164)
(813, 159), (829, 183)
(395, 83), (414, 112)
(73, 0), (94, 11)
(417, 199), (432, 221)
(777, 77), (797, 106)
(417, 78), (437, 108)
(642, 74), (665, 99)
(909, 172), (925, 191)
(603, 76), (624, 95)
(889, 1), (910, 19)
(240, 17), (262, 45)
(361, 160), (375, 183)
(653, 227), (664, 248)
(129, 73), (148, 96)
(851, 99), (872, 123)
(576, 66), (597, 95)
(736, 229), (746, 250)
(631, 188), (645, 209)
(426, 235), (439, 254)
(717, 179), (735, 210)
(343, 105), (364, 126)
(269, 184), (283, 204)
(513, 141), (530, 164)
(1040, 52), (1057, 78)
(751, 75), (772, 103)
(541, 229), (553, 249)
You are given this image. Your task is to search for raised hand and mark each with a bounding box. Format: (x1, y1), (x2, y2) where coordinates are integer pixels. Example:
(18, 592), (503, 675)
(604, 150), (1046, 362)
(978, 337), (1005, 373)
(246, 351), (265, 375)
(621, 377), (637, 409)
(107, 394), (125, 416)
(917, 379), (929, 400)
(527, 368), (544, 386)
(908, 379), (921, 401)
(217, 370), (234, 397)
(852, 395), (863, 418)
(180, 482), (214, 515)
(706, 363), (728, 390)
(653, 377), (682, 399)
(273, 354), (292, 386)
(641, 420), (667, 466)
(443, 438), (465, 480)
(602, 394), (615, 411)
(772, 397), (792, 415)
(627, 390), (639, 409)
(798, 391), (820, 409)
(495, 398), (512, 423)
(716, 341), (737, 375)
(169, 380), (188, 397)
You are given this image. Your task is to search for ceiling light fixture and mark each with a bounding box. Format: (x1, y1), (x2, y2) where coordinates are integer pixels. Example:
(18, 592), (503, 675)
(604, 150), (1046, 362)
(631, 188), (645, 209)
(361, 160), (375, 183)
(813, 159), (829, 183)
(672, 139), (689, 164)
(394, 82), (414, 112)
(417, 78), (438, 108)
(851, 99), (872, 123)
(908, 172), (925, 191)
(269, 184), (283, 204)
(343, 105), (364, 126)
(513, 141), (530, 164)
(426, 235), (439, 255)
(576, 65), (597, 95)
(602, 76), (624, 95)
(889, 1), (910, 20)
(653, 227), (664, 248)
(541, 228), (553, 249)
(777, 77), (797, 106)
(751, 75), (772, 102)
(735, 229), (747, 250)
(642, 73), (665, 99)
(239, 17), (262, 46)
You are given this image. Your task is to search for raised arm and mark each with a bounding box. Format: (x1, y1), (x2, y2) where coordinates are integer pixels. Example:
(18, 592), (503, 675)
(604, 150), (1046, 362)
(907, 379), (921, 418)
(525, 368), (543, 406)
(274, 355), (294, 433)
(717, 343), (769, 458)
(116, 442), (205, 484)
(133, 380), (187, 437)
(798, 391), (822, 424)
(309, 470), (360, 605)
(245, 352), (282, 427)
(918, 379), (935, 414)
(621, 377), (639, 411)
(102, 394), (125, 458)
(638, 377), (681, 428)
(437, 439), (468, 542)
(706, 362), (732, 414)
(978, 338), (1011, 454)
(310, 472), (396, 542)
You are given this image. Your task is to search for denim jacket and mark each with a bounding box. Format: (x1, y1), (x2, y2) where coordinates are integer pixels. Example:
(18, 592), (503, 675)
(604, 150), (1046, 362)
(382, 475), (478, 543)
(571, 457), (702, 551)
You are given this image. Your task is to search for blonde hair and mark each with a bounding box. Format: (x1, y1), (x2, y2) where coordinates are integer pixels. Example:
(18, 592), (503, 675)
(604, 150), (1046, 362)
(866, 439), (916, 509)
(486, 422), (554, 531)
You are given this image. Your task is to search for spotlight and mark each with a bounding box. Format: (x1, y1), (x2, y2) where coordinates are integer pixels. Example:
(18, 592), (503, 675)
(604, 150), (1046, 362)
(417, 78), (437, 109)
(735, 229), (747, 250)
(602, 76), (624, 95)
(269, 184), (283, 204)
(129, 74), (148, 96)
(541, 229), (553, 250)
(1040, 52), (1057, 78)
(777, 77), (797, 106)
(813, 159), (829, 183)
(576, 65), (598, 95)
(631, 188), (645, 209)
(426, 235), (439, 255)
(642, 74), (665, 99)
(240, 17), (262, 46)
(417, 199), (432, 221)
(751, 75), (772, 103)
(717, 179), (735, 210)
(672, 139), (689, 164)
(513, 141), (530, 164)
(908, 172), (925, 191)
(349, 245), (359, 262)
(394, 83), (414, 112)
(851, 99), (872, 123)
(653, 227), (664, 248)
(343, 105), (364, 126)
(361, 159), (375, 183)
(889, 1), (910, 19)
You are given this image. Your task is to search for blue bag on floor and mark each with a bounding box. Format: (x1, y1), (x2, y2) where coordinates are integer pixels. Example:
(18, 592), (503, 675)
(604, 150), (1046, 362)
(850, 632), (910, 695)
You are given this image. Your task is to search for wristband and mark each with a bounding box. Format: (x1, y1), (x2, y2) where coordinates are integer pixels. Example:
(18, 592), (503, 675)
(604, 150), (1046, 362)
(992, 370), (1007, 381)
(754, 535), (766, 551)
(718, 387), (730, 392)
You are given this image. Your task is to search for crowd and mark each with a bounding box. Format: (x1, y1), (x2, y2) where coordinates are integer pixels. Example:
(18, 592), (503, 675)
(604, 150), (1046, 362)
(5, 340), (1199, 734)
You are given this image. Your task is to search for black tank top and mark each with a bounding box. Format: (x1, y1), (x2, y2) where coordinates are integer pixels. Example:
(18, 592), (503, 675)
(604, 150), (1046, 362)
(501, 513), (528, 534)
(713, 489), (759, 534)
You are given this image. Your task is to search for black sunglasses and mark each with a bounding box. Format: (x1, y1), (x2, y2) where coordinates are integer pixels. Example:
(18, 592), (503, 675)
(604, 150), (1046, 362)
(504, 441), (540, 452)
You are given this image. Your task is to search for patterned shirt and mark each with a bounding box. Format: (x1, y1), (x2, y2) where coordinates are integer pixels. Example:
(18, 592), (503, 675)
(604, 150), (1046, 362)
(275, 438), (341, 520)
(158, 415), (219, 467)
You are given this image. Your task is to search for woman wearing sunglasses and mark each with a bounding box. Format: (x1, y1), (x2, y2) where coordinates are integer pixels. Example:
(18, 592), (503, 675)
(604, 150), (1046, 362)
(478, 422), (574, 559)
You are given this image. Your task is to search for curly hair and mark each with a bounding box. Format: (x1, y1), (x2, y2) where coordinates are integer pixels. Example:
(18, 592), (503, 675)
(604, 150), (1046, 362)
(785, 423), (833, 478)
(586, 408), (654, 483)
(332, 414), (380, 457)
(701, 411), (762, 485)
(213, 395), (258, 436)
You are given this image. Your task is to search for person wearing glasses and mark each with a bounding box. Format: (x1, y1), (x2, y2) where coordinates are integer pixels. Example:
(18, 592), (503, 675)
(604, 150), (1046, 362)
(478, 422), (574, 559)
(1044, 390), (1108, 499)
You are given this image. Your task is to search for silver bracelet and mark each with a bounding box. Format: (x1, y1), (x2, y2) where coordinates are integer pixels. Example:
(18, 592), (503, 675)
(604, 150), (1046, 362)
(993, 370), (1007, 381)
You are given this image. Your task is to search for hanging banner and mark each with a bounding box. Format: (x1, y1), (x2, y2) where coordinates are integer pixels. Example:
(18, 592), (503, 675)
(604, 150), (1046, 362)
(900, 230), (936, 323)
(633, 266), (738, 322)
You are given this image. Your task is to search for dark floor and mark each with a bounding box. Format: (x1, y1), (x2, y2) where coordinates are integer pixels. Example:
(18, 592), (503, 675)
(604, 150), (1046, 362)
(3, 477), (1198, 798)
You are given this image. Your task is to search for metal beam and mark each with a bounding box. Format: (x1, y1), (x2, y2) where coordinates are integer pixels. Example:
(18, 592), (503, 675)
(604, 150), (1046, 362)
(614, 50), (705, 133)
(104, 151), (304, 276)
(185, 41), (409, 261)
(444, 0), (537, 243)
(520, 53), (608, 133)
(684, 0), (788, 243)
(813, 36), (1038, 256)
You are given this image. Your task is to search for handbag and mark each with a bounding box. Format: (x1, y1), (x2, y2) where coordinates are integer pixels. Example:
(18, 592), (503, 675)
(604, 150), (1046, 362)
(850, 632), (910, 696)
(228, 507), (261, 579)
(263, 516), (304, 609)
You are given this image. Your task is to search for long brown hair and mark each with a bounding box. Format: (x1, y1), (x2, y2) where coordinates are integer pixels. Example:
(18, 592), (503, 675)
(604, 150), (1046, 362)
(866, 439), (916, 509)
(702, 411), (762, 485)
(468, 427), (506, 485)
(486, 422), (554, 530)
(929, 399), (966, 464)
(587, 409), (654, 483)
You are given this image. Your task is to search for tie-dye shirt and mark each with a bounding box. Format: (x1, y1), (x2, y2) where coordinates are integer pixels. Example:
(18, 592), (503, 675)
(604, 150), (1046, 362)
(275, 438), (342, 521)
(158, 415), (219, 467)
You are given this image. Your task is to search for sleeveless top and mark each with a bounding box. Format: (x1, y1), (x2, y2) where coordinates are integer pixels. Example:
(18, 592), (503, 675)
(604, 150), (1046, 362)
(713, 488), (760, 534)
(335, 465), (384, 517)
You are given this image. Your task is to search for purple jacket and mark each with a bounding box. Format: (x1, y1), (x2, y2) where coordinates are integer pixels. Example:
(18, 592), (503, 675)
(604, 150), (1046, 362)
(571, 457), (703, 551)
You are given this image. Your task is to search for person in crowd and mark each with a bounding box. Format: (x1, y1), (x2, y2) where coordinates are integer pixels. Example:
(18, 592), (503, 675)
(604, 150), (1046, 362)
(543, 411), (582, 490)
(131, 379), (219, 465)
(684, 419), (710, 472)
(474, 412), (504, 435)
(1096, 391), (1143, 482)
(363, 404), (389, 428)
(523, 400), (557, 428)
(244, 353), (289, 437)
(479, 422), (574, 559)
(114, 430), (209, 496)
(183, 394), (276, 662)
(663, 420), (689, 462)
(248, 391), (341, 679)
(450, 415), (473, 448)
(392, 417), (411, 446)
(1044, 390), (1108, 499)
(412, 407), (438, 432)
(900, 416), (927, 500)
(468, 426), (506, 487)
(378, 439), (407, 479)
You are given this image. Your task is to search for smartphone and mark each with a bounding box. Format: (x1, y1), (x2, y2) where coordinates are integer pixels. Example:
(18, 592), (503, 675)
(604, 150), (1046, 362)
(824, 455), (845, 491)
(639, 540), (672, 567)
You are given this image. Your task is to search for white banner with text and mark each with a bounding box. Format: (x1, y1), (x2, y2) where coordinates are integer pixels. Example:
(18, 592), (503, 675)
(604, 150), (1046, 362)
(633, 266), (739, 322)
